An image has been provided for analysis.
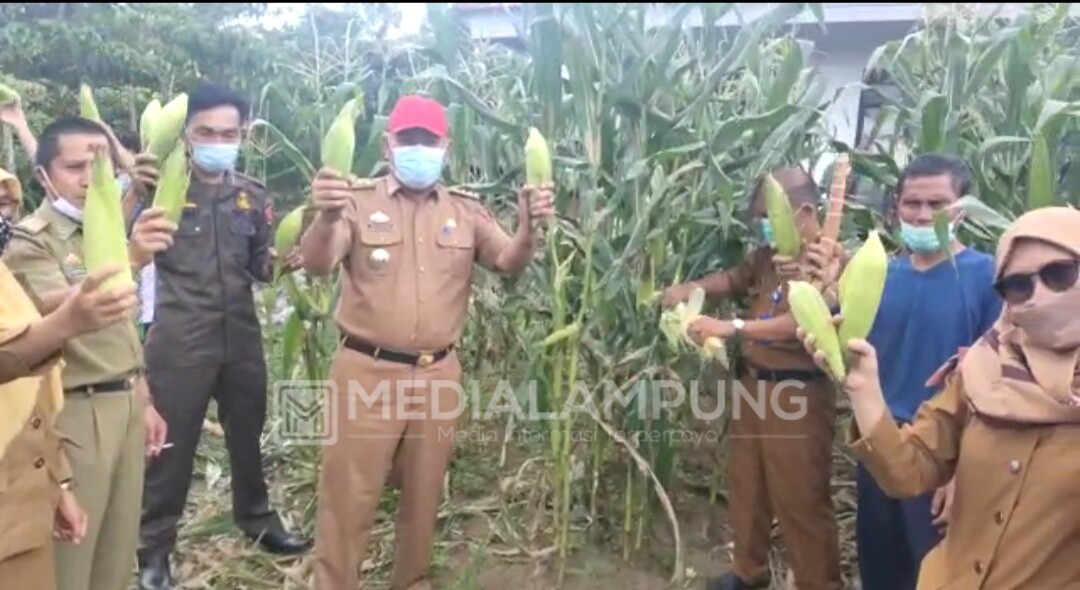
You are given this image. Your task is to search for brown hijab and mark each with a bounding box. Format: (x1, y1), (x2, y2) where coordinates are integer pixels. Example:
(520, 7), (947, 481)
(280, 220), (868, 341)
(958, 206), (1080, 424)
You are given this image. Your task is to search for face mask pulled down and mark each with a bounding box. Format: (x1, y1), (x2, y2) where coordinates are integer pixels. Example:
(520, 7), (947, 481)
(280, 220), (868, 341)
(1009, 287), (1080, 351)
(392, 145), (445, 190)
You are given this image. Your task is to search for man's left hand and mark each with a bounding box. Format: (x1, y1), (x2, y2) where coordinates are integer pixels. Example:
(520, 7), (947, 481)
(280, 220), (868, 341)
(53, 490), (87, 544)
(129, 207), (177, 269)
(127, 152), (160, 200)
(518, 182), (556, 233)
(687, 316), (735, 345)
(144, 404), (168, 458)
(268, 246), (304, 275)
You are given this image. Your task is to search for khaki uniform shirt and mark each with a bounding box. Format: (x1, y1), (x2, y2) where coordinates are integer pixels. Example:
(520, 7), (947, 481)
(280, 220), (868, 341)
(723, 247), (819, 372)
(2, 199), (145, 388)
(334, 176), (512, 351)
(0, 269), (73, 563)
(849, 373), (1080, 589)
(144, 173), (274, 367)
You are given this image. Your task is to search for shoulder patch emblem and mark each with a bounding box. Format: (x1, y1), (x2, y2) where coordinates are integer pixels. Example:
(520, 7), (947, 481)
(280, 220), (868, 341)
(351, 177), (378, 190)
(449, 187), (482, 201)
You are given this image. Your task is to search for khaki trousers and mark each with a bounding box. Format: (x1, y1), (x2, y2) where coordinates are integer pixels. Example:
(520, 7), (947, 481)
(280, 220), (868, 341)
(54, 390), (145, 590)
(726, 373), (842, 590)
(0, 544), (57, 590)
(313, 347), (463, 590)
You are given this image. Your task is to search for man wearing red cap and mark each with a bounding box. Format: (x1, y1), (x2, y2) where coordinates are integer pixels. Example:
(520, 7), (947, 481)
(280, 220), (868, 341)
(299, 94), (555, 590)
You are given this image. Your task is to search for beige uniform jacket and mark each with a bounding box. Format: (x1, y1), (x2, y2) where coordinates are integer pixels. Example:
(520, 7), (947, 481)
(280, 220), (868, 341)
(849, 372), (1080, 589)
(333, 176), (513, 351)
(0, 262), (73, 564)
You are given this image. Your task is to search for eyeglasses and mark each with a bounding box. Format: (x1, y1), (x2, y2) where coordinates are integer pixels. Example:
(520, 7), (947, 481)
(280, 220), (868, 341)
(994, 259), (1079, 305)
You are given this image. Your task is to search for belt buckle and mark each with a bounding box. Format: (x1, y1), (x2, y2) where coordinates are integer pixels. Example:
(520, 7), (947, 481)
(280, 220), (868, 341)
(417, 353), (434, 367)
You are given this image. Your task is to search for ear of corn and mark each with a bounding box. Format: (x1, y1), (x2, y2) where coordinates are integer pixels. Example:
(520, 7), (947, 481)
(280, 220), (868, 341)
(787, 280), (845, 379)
(762, 173), (801, 257)
(837, 230), (888, 346)
(151, 141), (190, 224)
(524, 127), (553, 186)
(273, 204), (307, 281)
(0, 82), (19, 105)
(79, 84), (102, 122)
(146, 93), (188, 161)
(83, 152), (134, 292)
(321, 97), (361, 176)
(140, 98), (162, 149)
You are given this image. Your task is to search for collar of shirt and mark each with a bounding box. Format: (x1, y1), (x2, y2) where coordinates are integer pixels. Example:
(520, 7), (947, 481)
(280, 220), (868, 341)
(384, 173), (446, 201)
(37, 199), (81, 240)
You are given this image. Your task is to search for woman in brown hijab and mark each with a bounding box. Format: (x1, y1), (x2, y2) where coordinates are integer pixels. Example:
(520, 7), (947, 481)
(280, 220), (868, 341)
(800, 205), (1080, 589)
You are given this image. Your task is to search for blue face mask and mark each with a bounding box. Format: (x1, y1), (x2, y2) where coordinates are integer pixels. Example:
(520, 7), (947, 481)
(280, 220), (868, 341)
(191, 143), (240, 173)
(759, 218), (774, 246)
(901, 220), (954, 254)
(391, 145), (445, 190)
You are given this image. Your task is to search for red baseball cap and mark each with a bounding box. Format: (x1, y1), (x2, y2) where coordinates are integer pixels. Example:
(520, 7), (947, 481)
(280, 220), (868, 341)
(387, 95), (448, 138)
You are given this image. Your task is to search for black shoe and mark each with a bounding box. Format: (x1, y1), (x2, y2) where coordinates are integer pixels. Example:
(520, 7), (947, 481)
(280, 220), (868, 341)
(245, 529), (313, 556)
(137, 550), (172, 590)
(705, 572), (770, 590)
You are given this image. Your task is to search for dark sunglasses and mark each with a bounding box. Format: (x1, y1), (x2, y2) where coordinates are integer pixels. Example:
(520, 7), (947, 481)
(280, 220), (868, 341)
(994, 259), (1079, 305)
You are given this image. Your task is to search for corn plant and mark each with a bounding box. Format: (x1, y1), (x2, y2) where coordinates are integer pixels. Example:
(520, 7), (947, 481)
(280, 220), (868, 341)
(846, 2), (1079, 249)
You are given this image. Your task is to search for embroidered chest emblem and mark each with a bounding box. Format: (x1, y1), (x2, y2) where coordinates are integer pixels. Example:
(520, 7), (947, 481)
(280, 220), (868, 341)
(442, 217), (457, 235)
(235, 192), (251, 211)
(367, 211), (394, 232)
(61, 252), (86, 281)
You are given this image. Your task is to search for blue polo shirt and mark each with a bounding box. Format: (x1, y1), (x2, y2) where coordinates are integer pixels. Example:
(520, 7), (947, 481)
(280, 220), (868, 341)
(866, 248), (1002, 423)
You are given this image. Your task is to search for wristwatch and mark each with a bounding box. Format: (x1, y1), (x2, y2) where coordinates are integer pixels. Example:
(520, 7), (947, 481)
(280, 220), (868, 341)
(731, 318), (746, 336)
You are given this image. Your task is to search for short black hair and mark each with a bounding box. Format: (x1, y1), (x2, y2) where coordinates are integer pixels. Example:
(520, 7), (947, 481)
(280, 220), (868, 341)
(896, 153), (972, 199)
(185, 81), (250, 125)
(35, 116), (115, 171)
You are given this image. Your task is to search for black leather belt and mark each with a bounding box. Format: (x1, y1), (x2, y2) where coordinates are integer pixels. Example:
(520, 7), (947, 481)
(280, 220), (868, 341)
(65, 376), (136, 396)
(342, 336), (452, 368)
(735, 363), (825, 383)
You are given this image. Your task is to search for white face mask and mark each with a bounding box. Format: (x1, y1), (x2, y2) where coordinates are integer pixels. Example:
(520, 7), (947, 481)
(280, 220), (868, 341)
(51, 196), (84, 223)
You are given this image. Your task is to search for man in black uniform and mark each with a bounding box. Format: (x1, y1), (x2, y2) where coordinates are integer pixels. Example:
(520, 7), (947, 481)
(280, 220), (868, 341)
(136, 82), (310, 590)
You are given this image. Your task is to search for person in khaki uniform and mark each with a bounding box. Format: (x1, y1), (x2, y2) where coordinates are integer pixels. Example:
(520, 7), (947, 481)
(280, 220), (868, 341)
(662, 167), (842, 590)
(3, 116), (174, 590)
(802, 205), (1080, 589)
(299, 94), (555, 590)
(0, 166), (139, 589)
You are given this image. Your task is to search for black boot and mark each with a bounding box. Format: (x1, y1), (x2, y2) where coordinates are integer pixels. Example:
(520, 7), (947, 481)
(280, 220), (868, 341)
(245, 528), (313, 556)
(705, 572), (771, 590)
(137, 549), (172, 590)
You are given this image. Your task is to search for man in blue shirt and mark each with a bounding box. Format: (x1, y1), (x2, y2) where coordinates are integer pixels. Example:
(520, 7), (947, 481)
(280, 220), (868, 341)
(842, 154), (1001, 590)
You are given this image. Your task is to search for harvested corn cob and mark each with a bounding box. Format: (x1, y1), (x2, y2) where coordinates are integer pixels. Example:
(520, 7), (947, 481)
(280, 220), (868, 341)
(837, 230), (888, 347)
(140, 98), (162, 150)
(659, 286), (729, 367)
(788, 280), (845, 379)
(152, 141), (191, 224)
(762, 173), (801, 257)
(321, 97), (361, 176)
(272, 204), (307, 281)
(0, 82), (20, 105)
(146, 94), (188, 161)
(525, 127), (553, 187)
(79, 84), (102, 122)
(83, 152), (134, 292)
